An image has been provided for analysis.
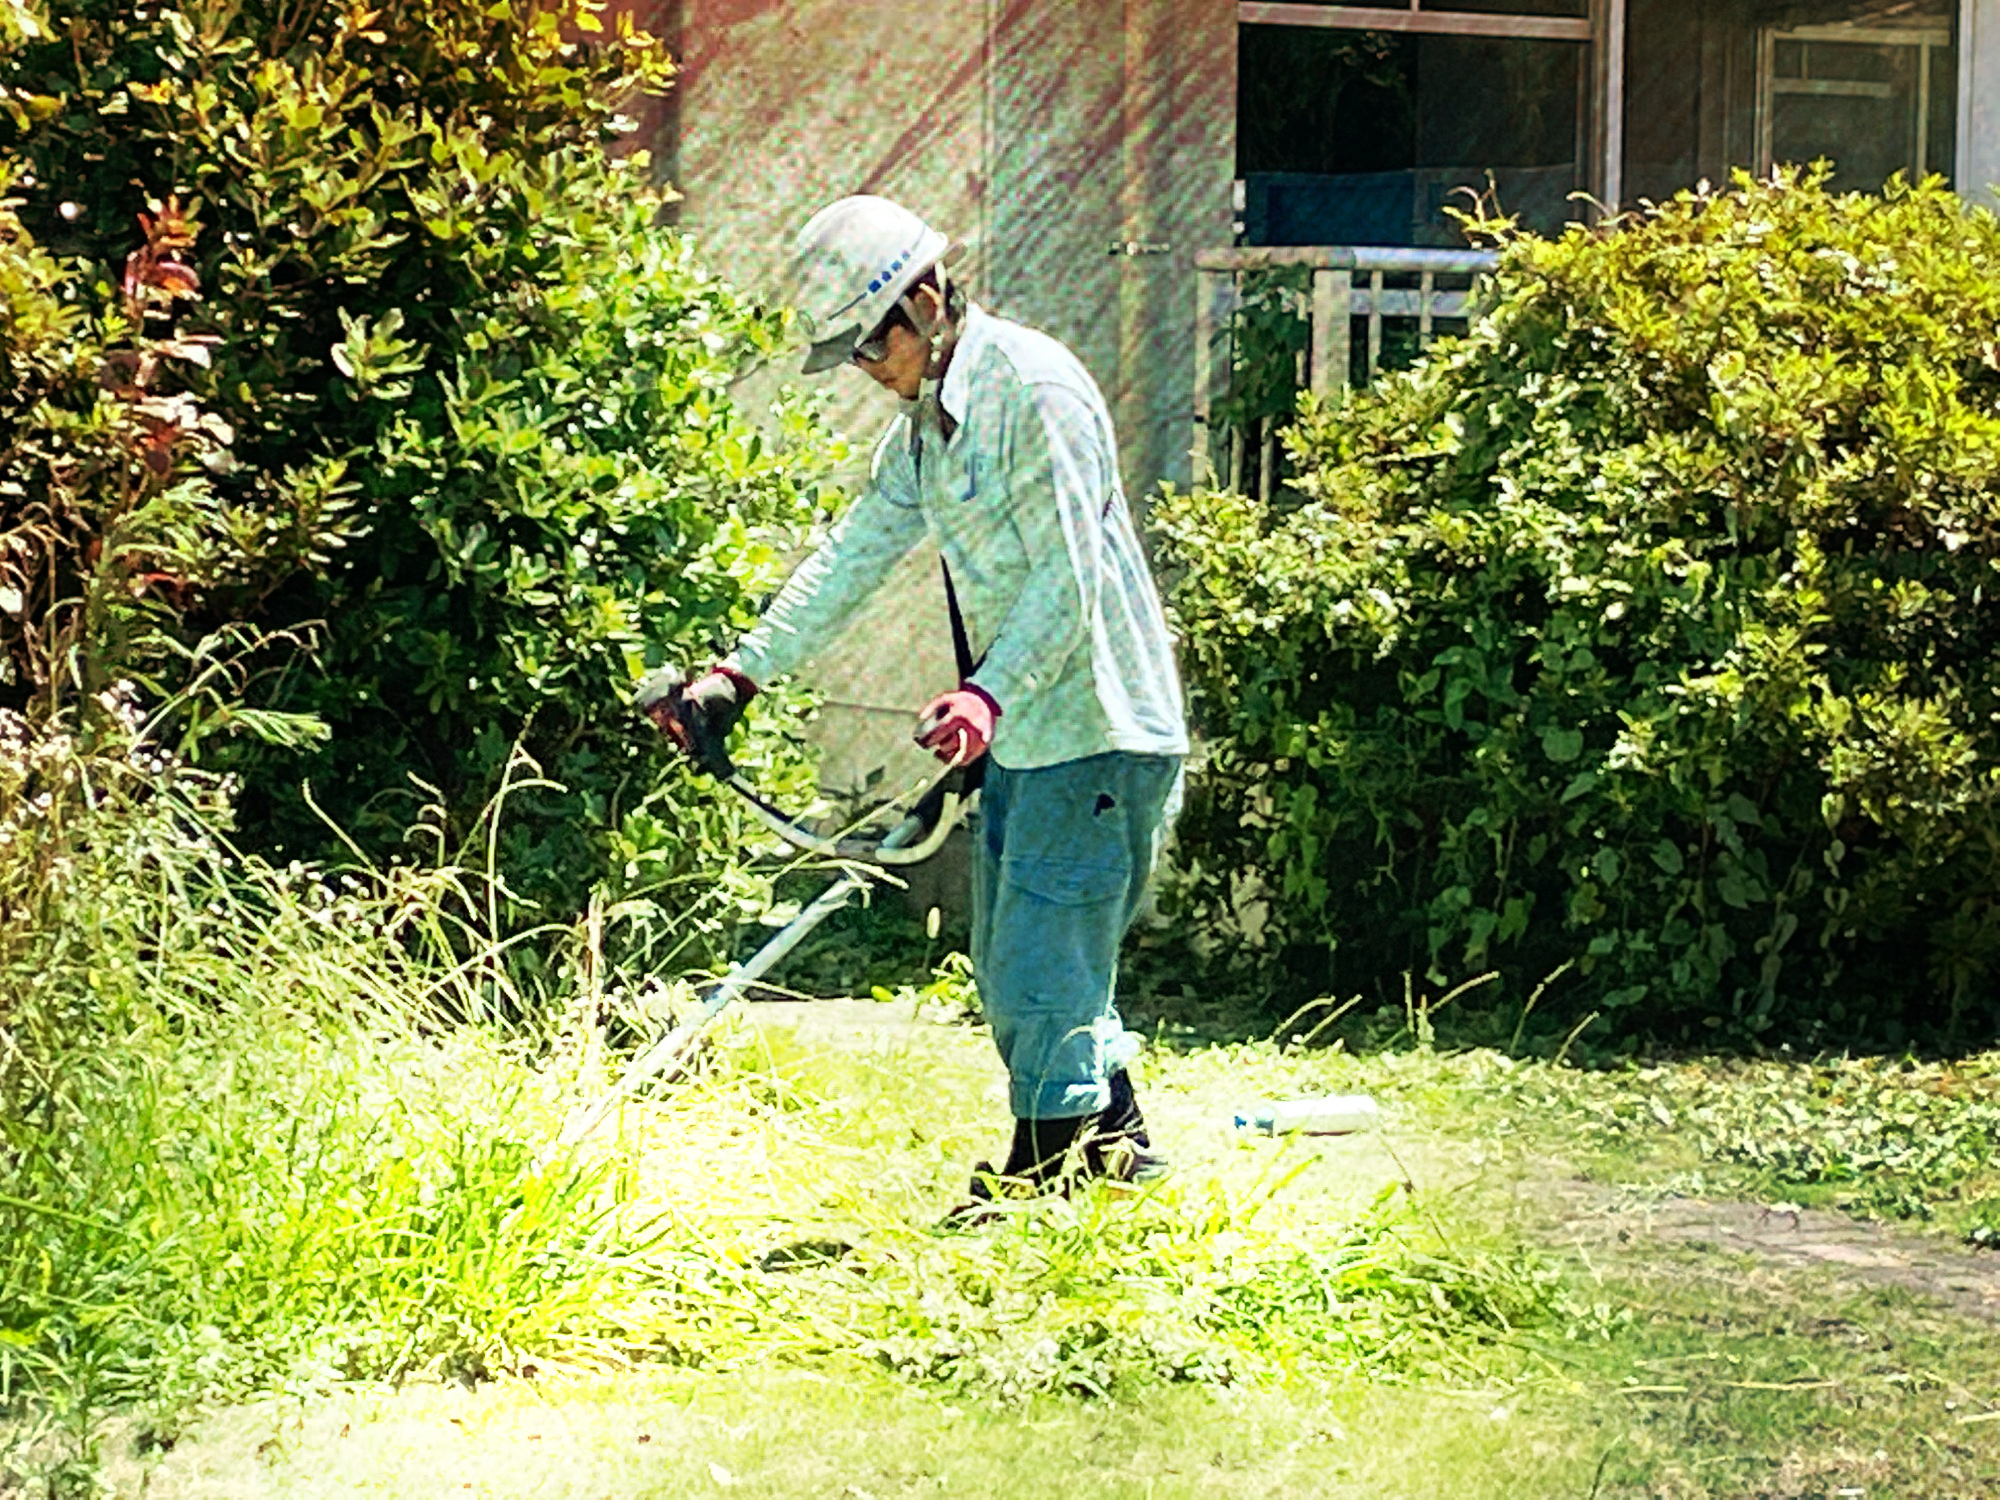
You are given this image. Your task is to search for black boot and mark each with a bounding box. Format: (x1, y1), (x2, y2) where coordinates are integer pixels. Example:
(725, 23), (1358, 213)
(1085, 1068), (1170, 1184)
(941, 1114), (1094, 1229)
(942, 1074), (1169, 1228)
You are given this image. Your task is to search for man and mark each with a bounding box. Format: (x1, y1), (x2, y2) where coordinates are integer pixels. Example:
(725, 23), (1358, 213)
(656, 194), (1187, 1205)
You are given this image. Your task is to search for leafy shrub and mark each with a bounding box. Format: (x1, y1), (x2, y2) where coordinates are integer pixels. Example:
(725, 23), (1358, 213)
(1158, 170), (2000, 1045)
(1210, 265), (1313, 442)
(0, 0), (839, 927)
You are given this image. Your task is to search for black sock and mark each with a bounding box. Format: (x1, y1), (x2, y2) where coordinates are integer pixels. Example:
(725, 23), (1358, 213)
(1000, 1113), (1092, 1184)
(1097, 1067), (1151, 1148)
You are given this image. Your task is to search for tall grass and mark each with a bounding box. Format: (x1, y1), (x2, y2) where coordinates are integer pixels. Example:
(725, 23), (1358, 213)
(0, 701), (1577, 1489)
(0, 703), (648, 1483)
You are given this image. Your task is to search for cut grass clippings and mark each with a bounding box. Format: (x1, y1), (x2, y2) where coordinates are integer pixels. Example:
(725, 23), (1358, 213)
(578, 1028), (1578, 1400)
(1349, 1043), (2000, 1498)
(1456, 1048), (2000, 1240)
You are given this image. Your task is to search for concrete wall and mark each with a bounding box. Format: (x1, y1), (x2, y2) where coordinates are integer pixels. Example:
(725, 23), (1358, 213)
(984, 0), (1234, 505)
(1119, 0), (1238, 502)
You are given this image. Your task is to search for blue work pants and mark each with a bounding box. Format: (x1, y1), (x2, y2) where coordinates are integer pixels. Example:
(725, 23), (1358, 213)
(969, 752), (1182, 1120)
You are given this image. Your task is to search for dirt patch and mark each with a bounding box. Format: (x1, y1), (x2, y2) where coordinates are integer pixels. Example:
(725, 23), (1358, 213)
(1556, 1181), (2000, 1323)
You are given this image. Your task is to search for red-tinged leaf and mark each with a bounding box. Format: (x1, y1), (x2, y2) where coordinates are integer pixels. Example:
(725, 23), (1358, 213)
(130, 569), (188, 598)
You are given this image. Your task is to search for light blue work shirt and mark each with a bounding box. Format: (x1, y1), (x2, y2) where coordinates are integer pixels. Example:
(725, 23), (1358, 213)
(729, 302), (1188, 770)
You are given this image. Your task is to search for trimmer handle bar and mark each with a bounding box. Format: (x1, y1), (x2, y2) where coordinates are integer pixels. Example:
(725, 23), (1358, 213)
(637, 665), (972, 868)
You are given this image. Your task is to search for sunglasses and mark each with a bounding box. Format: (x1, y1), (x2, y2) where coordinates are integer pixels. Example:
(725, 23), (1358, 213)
(851, 304), (916, 367)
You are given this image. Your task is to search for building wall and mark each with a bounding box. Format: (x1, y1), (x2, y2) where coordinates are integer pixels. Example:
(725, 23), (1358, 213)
(621, 0), (1231, 793)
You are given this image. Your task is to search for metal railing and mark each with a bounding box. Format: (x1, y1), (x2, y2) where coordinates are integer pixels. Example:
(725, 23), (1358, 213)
(1192, 245), (1500, 497)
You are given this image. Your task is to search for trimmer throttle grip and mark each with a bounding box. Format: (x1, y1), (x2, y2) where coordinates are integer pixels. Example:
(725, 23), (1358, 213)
(679, 699), (738, 781)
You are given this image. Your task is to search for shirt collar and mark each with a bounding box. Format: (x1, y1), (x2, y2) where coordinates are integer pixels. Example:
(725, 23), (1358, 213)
(901, 301), (988, 431)
(939, 301), (988, 424)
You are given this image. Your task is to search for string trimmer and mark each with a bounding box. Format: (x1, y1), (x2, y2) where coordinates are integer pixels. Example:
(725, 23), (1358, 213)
(559, 670), (972, 1146)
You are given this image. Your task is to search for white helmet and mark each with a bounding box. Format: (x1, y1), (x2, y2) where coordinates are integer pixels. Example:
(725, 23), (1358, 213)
(789, 195), (961, 374)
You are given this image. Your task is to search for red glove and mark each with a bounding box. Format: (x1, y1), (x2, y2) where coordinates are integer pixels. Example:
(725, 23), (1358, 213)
(915, 684), (1001, 766)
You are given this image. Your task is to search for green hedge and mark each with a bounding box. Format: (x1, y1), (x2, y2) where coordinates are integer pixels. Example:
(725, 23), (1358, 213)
(1158, 171), (2000, 1047)
(0, 1), (840, 933)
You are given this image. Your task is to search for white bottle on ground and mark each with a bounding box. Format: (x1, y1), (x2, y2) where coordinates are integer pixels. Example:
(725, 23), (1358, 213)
(1233, 1095), (1381, 1135)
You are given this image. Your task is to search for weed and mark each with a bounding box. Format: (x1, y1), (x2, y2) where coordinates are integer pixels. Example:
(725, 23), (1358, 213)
(870, 950), (982, 1025)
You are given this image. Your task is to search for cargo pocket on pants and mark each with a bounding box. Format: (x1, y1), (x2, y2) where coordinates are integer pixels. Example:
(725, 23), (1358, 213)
(1000, 852), (1127, 908)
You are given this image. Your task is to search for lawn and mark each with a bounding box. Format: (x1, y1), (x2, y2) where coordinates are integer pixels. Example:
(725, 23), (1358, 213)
(55, 996), (2000, 1500)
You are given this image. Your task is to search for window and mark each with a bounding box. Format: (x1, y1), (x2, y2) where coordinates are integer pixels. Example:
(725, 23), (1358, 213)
(1238, 11), (1591, 246)
(1621, 0), (1957, 208)
(1761, 20), (1956, 189)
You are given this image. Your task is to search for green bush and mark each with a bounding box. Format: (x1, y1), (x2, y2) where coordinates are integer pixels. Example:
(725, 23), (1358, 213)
(1158, 170), (2000, 1046)
(0, 0), (839, 930)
